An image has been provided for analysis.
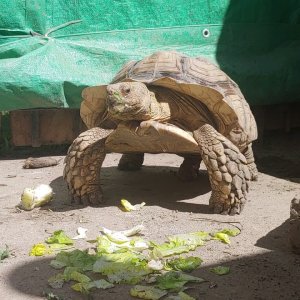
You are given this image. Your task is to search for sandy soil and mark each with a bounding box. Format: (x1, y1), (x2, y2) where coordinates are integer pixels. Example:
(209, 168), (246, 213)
(0, 131), (299, 300)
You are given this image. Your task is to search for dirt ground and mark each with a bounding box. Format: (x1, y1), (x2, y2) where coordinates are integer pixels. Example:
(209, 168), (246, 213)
(0, 130), (300, 300)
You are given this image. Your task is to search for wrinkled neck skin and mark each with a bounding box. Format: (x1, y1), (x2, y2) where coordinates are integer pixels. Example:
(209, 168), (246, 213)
(148, 92), (171, 122)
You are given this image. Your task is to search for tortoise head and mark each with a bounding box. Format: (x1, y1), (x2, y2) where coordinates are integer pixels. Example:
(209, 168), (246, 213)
(106, 82), (153, 121)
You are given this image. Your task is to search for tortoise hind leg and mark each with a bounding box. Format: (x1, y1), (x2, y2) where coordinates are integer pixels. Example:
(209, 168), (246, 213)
(178, 155), (201, 181)
(64, 127), (112, 205)
(242, 143), (258, 181)
(118, 153), (144, 171)
(193, 124), (250, 215)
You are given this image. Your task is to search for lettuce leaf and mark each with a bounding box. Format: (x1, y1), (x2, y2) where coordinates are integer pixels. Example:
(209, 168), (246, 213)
(166, 256), (202, 272)
(46, 230), (74, 245)
(72, 279), (114, 294)
(213, 233), (231, 244)
(50, 250), (97, 271)
(156, 271), (205, 291)
(29, 243), (51, 256)
(210, 266), (230, 275)
(93, 252), (151, 284)
(120, 199), (146, 212)
(130, 285), (168, 300)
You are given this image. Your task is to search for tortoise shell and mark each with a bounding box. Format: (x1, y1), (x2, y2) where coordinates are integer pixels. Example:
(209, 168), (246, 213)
(81, 51), (257, 150)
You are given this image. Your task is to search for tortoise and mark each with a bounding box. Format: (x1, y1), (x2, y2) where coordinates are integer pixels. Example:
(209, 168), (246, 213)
(64, 51), (258, 215)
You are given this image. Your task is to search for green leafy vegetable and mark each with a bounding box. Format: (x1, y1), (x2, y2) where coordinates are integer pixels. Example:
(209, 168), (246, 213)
(66, 270), (91, 283)
(130, 285), (168, 300)
(20, 184), (53, 211)
(0, 245), (9, 261)
(97, 235), (148, 254)
(166, 256), (202, 272)
(50, 250), (97, 271)
(210, 266), (230, 275)
(120, 199), (146, 212)
(46, 230), (74, 245)
(29, 243), (51, 256)
(219, 228), (240, 237)
(48, 273), (65, 289)
(168, 231), (210, 246)
(156, 271), (205, 292)
(166, 291), (196, 300)
(72, 279), (114, 294)
(213, 232), (231, 244)
(151, 241), (196, 258)
(93, 252), (151, 284)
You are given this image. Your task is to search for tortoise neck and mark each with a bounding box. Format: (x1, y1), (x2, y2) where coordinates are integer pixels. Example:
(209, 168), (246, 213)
(149, 92), (171, 122)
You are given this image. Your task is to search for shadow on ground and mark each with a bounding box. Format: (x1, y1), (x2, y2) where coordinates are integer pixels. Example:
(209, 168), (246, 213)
(253, 130), (300, 182)
(7, 249), (300, 300)
(49, 166), (212, 214)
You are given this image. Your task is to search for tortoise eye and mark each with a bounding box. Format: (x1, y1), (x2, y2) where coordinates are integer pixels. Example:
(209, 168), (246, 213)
(123, 87), (130, 94)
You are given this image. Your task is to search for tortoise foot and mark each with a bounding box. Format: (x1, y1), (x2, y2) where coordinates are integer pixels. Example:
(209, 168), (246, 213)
(118, 153), (144, 171)
(209, 191), (244, 216)
(249, 162), (258, 181)
(70, 188), (104, 206)
(177, 156), (201, 181)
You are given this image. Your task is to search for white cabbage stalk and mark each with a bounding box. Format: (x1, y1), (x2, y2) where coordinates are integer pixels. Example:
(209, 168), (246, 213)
(20, 184), (53, 210)
(147, 259), (164, 271)
(72, 227), (88, 240)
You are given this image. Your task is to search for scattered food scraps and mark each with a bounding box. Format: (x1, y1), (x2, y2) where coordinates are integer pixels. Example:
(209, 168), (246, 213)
(46, 230), (74, 245)
(130, 285), (168, 300)
(20, 184), (53, 211)
(210, 266), (230, 275)
(166, 256), (202, 273)
(120, 199), (146, 211)
(155, 271), (205, 292)
(0, 245), (9, 262)
(72, 227), (88, 240)
(166, 291), (196, 300)
(29, 225), (239, 298)
(212, 232), (231, 244)
(29, 243), (51, 256)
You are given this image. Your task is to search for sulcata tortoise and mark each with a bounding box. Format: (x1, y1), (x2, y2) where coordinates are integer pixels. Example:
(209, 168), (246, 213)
(64, 51), (258, 215)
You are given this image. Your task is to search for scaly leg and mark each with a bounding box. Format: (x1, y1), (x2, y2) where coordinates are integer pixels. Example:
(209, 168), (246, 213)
(118, 153), (144, 171)
(242, 143), (258, 181)
(63, 127), (113, 205)
(177, 155), (201, 181)
(193, 124), (251, 215)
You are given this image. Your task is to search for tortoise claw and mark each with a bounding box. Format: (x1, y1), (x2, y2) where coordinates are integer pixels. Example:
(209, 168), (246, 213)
(69, 189), (104, 206)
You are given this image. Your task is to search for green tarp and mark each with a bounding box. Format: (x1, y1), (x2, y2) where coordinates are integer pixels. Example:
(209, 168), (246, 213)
(0, 0), (299, 110)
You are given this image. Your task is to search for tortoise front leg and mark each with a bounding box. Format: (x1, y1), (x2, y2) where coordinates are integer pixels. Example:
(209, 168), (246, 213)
(64, 127), (113, 205)
(193, 124), (251, 215)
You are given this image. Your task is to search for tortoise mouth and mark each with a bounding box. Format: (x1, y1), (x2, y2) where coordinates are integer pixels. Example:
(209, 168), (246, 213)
(107, 101), (145, 121)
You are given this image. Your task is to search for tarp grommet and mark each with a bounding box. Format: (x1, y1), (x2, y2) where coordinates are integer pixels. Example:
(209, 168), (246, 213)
(202, 28), (210, 38)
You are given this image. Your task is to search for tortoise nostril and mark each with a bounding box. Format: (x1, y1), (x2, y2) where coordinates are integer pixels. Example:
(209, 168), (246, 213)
(124, 87), (130, 94)
(107, 87), (114, 96)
